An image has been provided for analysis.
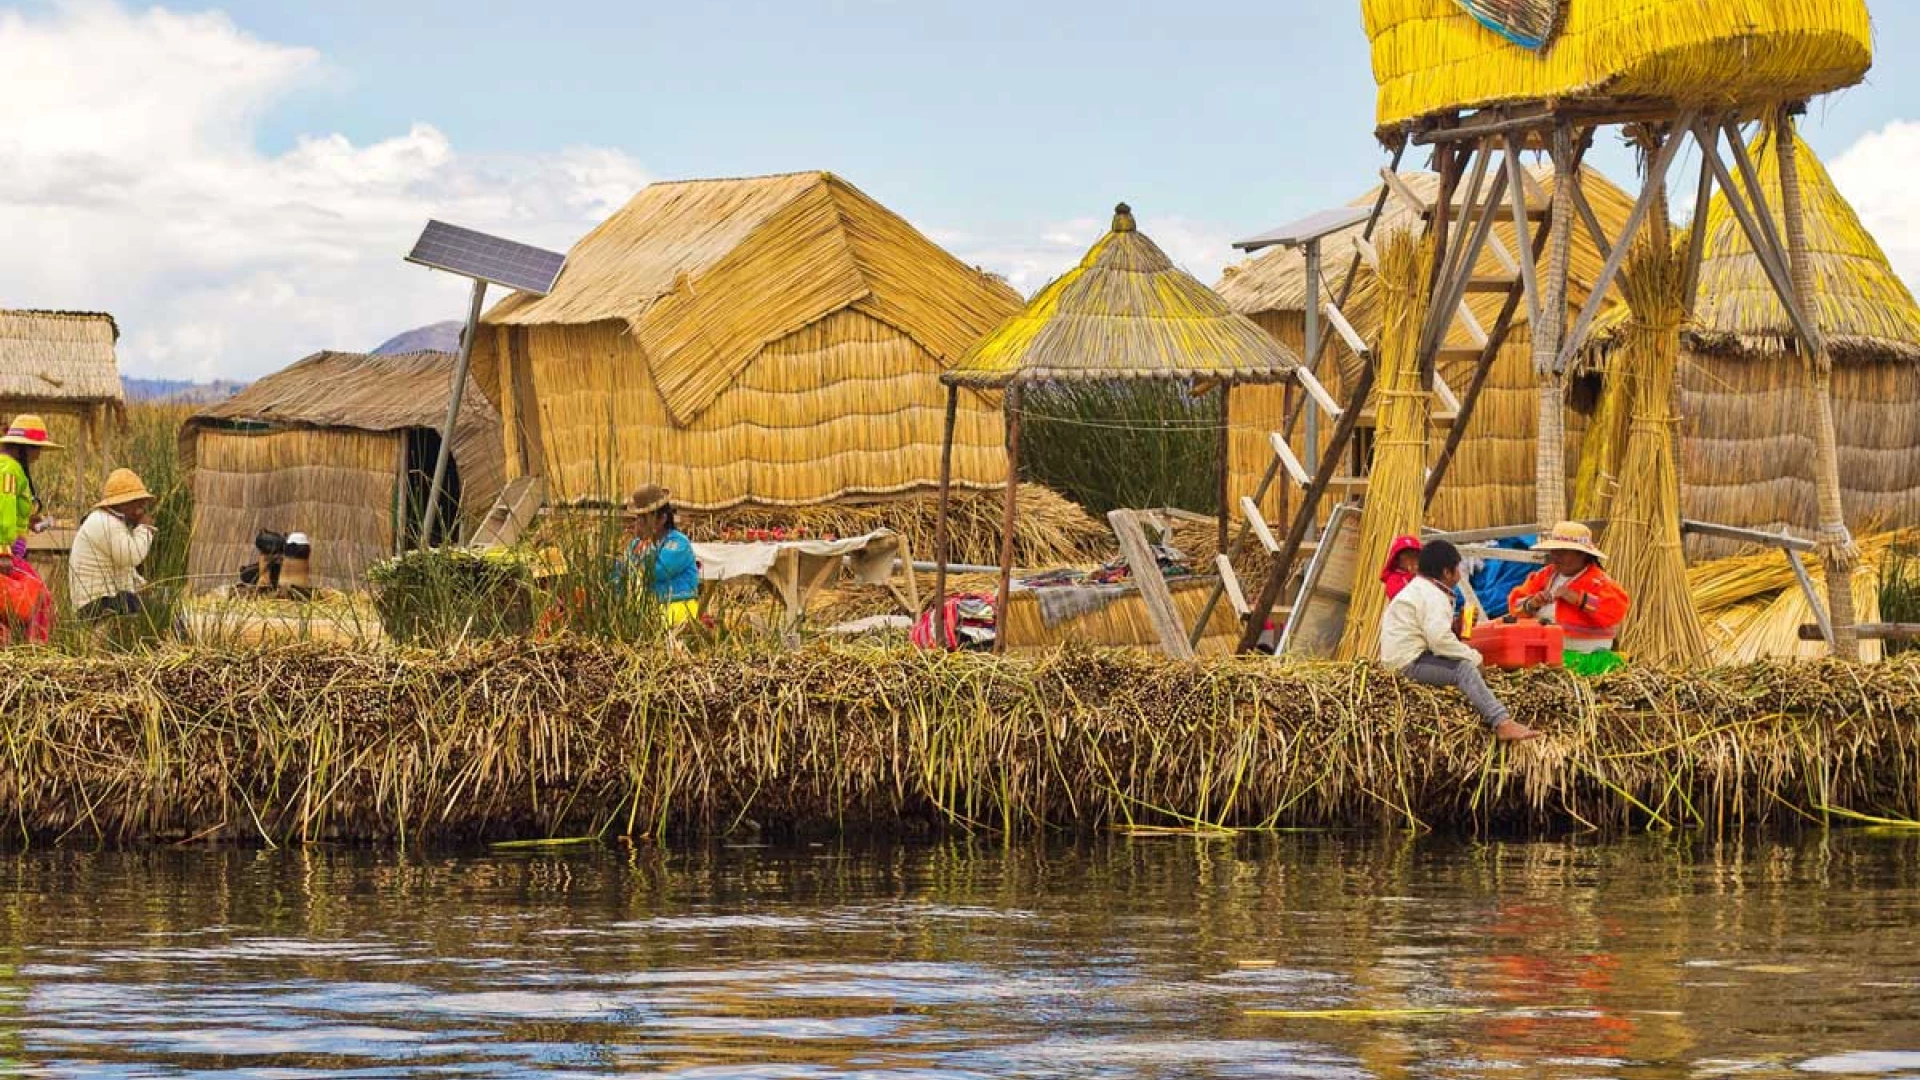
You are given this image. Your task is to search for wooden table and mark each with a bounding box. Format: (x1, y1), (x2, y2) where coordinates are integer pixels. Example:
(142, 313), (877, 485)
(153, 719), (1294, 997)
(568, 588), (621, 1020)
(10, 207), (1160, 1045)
(692, 529), (918, 632)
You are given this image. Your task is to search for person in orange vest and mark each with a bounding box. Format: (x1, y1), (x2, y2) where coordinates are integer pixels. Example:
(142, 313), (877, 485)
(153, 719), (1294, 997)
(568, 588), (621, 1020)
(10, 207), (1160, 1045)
(1508, 522), (1631, 675)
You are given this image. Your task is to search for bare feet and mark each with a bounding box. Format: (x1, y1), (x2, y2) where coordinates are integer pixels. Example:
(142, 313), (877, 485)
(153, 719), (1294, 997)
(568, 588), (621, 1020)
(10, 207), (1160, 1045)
(1493, 719), (1542, 743)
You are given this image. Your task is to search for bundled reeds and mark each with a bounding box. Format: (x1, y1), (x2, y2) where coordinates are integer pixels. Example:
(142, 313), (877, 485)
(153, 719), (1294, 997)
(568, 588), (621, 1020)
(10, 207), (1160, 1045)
(1688, 530), (1911, 664)
(1362, 0), (1872, 132)
(1602, 238), (1709, 666)
(1338, 230), (1434, 661)
(8, 640), (1920, 845)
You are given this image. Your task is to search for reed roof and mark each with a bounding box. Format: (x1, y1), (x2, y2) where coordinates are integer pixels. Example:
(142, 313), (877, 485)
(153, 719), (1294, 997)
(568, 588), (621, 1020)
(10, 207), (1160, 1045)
(1362, 0), (1873, 134)
(187, 350), (495, 436)
(0, 309), (124, 406)
(944, 205), (1300, 388)
(1689, 124), (1920, 362)
(480, 171), (1020, 425)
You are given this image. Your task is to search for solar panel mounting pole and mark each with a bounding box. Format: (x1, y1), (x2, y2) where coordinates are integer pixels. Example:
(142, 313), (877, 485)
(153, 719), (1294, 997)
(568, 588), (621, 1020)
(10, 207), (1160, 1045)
(1302, 239), (1322, 473)
(418, 277), (488, 549)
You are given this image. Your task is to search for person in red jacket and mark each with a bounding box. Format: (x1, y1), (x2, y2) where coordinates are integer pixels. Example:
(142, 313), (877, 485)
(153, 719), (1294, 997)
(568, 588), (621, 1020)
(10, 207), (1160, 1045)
(1509, 522), (1631, 660)
(1379, 535), (1424, 600)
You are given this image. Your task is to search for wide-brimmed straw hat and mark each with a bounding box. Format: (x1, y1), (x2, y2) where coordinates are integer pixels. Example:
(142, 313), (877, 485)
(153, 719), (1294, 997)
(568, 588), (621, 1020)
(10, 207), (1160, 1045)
(95, 468), (154, 509)
(0, 415), (61, 448)
(624, 484), (671, 517)
(1535, 521), (1606, 561)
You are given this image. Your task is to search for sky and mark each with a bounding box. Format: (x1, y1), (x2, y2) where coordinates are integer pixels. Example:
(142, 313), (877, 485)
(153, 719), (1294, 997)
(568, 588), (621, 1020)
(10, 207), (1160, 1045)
(5, 0), (1920, 381)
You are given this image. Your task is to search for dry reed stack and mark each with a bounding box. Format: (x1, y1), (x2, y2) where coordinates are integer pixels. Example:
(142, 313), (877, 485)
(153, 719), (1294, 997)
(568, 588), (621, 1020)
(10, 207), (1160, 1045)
(1337, 231), (1435, 661)
(1689, 531), (1902, 664)
(10, 640), (1920, 844)
(180, 351), (504, 592)
(468, 172), (1022, 512)
(1600, 237), (1708, 666)
(1216, 166), (1637, 533)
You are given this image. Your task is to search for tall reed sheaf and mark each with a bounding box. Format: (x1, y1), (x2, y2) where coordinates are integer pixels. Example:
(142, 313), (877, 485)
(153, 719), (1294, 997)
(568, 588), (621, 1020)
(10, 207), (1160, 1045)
(7, 641), (1920, 844)
(1602, 239), (1709, 666)
(1338, 231), (1435, 661)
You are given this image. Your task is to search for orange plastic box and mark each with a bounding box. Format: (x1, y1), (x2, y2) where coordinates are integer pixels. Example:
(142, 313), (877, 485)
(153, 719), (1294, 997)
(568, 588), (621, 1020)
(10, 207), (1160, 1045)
(1468, 617), (1564, 670)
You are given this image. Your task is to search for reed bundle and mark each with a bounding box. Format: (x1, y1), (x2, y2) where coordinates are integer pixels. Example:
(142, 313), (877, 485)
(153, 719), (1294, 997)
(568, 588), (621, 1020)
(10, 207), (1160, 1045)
(1689, 530), (1909, 664)
(1339, 231), (1434, 661)
(1603, 239), (1709, 666)
(1362, 0), (1872, 133)
(8, 640), (1920, 845)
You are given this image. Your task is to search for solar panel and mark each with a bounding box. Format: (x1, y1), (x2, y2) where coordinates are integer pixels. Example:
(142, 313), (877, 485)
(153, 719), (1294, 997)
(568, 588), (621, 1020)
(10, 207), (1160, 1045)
(1234, 206), (1373, 253)
(405, 220), (567, 295)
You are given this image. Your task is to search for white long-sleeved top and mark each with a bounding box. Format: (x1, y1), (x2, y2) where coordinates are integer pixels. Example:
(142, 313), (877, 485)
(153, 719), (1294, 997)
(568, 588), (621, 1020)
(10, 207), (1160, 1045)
(1377, 575), (1482, 672)
(69, 509), (154, 609)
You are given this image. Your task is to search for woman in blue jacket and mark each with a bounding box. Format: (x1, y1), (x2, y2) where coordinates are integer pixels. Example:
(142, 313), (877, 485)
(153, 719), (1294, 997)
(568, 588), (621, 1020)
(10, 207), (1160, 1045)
(619, 484), (700, 627)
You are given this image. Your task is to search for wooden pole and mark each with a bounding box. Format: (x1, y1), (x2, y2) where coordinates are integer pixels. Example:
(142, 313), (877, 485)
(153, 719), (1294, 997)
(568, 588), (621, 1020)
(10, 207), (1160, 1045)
(420, 277), (488, 549)
(930, 383), (959, 646)
(1216, 386), (1232, 557)
(992, 385), (1024, 655)
(1775, 106), (1862, 661)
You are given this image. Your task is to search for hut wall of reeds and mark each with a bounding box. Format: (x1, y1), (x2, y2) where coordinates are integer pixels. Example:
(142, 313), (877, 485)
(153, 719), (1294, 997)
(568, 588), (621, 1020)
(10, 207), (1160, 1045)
(0, 309), (126, 497)
(180, 351), (505, 591)
(1216, 165), (1635, 532)
(1361, 0), (1872, 133)
(470, 172), (1022, 510)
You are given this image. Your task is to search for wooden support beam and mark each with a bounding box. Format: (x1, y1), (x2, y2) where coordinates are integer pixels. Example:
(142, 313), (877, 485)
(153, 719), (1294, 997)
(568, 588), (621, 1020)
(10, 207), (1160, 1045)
(1241, 497), (1281, 554)
(991, 386), (1024, 655)
(1800, 624), (1919, 643)
(1679, 518), (1817, 553)
(1682, 152), (1716, 311)
(1503, 144), (1542, 328)
(1216, 555), (1251, 617)
(1786, 547), (1835, 647)
(1269, 432), (1311, 487)
(931, 383), (959, 644)
(1567, 167), (1615, 264)
(1108, 509), (1197, 661)
(1694, 127), (1827, 357)
(1293, 366), (1345, 420)
(1321, 302), (1371, 360)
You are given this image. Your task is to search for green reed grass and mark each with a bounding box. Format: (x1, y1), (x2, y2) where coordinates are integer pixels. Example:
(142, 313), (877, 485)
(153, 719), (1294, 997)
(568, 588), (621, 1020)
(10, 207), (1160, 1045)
(1017, 382), (1222, 516)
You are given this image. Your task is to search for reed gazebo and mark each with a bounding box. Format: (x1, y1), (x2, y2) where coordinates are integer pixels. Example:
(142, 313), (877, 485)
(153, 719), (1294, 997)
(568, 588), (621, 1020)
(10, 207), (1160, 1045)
(934, 203), (1304, 655)
(0, 310), (125, 496)
(1240, 0), (1877, 657)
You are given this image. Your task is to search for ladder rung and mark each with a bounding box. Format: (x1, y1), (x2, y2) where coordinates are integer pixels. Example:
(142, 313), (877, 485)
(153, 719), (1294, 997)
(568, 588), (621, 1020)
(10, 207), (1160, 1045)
(1464, 274), (1519, 293)
(1434, 205), (1547, 222)
(1268, 432), (1311, 487)
(1215, 555), (1251, 617)
(1438, 344), (1484, 361)
(1240, 497), (1281, 554)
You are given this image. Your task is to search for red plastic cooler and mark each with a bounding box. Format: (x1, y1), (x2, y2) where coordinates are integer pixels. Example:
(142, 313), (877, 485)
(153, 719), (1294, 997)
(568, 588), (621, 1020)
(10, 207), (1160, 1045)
(1468, 617), (1564, 670)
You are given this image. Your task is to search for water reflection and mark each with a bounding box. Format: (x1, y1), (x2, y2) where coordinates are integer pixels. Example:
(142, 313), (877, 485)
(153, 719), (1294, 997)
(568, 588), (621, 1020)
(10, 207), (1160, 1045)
(0, 836), (1913, 1076)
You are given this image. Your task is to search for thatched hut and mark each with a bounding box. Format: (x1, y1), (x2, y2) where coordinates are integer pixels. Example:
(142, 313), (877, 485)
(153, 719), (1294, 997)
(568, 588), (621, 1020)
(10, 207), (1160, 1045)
(0, 309), (125, 491)
(180, 351), (505, 591)
(469, 171), (1022, 510)
(1216, 165), (1636, 532)
(1671, 130), (1920, 555)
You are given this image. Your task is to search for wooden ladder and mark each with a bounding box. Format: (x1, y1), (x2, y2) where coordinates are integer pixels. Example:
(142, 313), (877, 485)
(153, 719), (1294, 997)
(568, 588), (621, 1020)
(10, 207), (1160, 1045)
(1231, 133), (1583, 653)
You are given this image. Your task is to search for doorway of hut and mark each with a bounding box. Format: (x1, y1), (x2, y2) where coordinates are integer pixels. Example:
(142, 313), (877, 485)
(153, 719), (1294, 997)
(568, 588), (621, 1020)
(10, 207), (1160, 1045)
(398, 427), (461, 550)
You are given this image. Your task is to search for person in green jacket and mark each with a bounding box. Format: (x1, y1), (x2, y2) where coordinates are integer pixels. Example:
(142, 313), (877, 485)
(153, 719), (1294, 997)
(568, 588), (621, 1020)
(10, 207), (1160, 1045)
(0, 415), (60, 642)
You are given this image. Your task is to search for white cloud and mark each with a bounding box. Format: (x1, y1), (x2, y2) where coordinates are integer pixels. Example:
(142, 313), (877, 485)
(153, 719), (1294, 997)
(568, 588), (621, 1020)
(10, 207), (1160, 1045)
(943, 214), (1238, 298)
(0, 2), (648, 381)
(1830, 120), (1920, 292)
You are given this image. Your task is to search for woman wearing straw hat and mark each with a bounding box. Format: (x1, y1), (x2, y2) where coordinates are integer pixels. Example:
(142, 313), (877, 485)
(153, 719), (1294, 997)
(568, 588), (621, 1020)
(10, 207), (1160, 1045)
(617, 484), (700, 628)
(1509, 522), (1631, 676)
(0, 415), (61, 642)
(69, 468), (158, 622)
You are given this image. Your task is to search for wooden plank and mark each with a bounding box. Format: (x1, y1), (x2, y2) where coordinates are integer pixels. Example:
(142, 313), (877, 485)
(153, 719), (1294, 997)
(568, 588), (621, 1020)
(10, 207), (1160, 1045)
(1216, 555), (1251, 617)
(1352, 235), (1381, 271)
(1321, 302), (1371, 360)
(1268, 432), (1311, 488)
(1294, 365), (1345, 420)
(1241, 497), (1281, 554)
(1107, 509), (1197, 661)
(1799, 624), (1920, 643)
(1279, 503), (1360, 658)
(1680, 519), (1817, 554)
(1379, 167), (1430, 217)
(469, 475), (547, 550)
(1457, 544), (1548, 565)
(1463, 274), (1520, 293)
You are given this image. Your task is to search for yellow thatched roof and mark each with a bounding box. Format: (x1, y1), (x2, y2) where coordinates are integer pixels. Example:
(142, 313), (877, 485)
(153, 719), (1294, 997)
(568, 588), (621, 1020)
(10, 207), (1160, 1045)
(945, 205), (1300, 388)
(1363, 0), (1873, 133)
(481, 171), (1020, 425)
(1691, 123), (1920, 362)
(0, 309), (123, 406)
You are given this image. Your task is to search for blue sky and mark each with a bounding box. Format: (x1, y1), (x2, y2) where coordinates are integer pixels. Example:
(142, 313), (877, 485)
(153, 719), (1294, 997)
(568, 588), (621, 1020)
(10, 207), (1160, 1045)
(5, 1), (1920, 379)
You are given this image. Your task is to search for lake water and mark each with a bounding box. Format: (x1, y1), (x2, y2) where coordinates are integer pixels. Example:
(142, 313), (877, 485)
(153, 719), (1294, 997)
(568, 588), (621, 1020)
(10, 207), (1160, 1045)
(0, 835), (1917, 1078)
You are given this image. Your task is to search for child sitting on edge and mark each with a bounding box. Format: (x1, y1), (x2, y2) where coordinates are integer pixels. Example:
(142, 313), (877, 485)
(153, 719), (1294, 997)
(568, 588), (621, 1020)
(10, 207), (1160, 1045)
(1379, 539), (1540, 744)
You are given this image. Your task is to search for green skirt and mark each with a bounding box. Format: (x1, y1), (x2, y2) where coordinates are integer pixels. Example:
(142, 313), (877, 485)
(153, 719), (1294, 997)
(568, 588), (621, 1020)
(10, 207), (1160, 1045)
(1563, 649), (1627, 677)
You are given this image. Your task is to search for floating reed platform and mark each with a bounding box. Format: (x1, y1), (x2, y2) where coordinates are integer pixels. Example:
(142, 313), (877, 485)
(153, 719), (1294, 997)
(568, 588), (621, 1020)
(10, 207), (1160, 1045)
(4, 642), (1918, 845)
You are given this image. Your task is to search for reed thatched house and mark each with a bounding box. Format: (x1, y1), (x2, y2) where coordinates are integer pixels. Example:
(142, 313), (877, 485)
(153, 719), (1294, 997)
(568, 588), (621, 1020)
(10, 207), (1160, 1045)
(0, 309), (125, 488)
(1215, 165), (1636, 532)
(1671, 129), (1920, 555)
(181, 350), (505, 591)
(469, 171), (1023, 510)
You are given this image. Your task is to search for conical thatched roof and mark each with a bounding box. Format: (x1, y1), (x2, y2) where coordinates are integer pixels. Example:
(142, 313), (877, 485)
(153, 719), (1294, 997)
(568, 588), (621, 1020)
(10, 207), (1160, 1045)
(1362, 0), (1872, 134)
(944, 205), (1300, 388)
(481, 171), (1020, 426)
(0, 310), (123, 406)
(1692, 125), (1920, 362)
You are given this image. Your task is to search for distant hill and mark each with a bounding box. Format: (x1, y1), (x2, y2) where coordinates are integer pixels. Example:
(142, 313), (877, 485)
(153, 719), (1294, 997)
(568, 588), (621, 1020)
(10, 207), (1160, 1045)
(373, 321), (462, 356)
(122, 377), (246, 404)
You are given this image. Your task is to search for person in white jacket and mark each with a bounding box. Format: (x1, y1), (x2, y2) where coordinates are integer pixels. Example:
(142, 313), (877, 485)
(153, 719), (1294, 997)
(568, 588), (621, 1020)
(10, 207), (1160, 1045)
(1377, 539), (1539, 743)
(69, 468), (157, 621)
